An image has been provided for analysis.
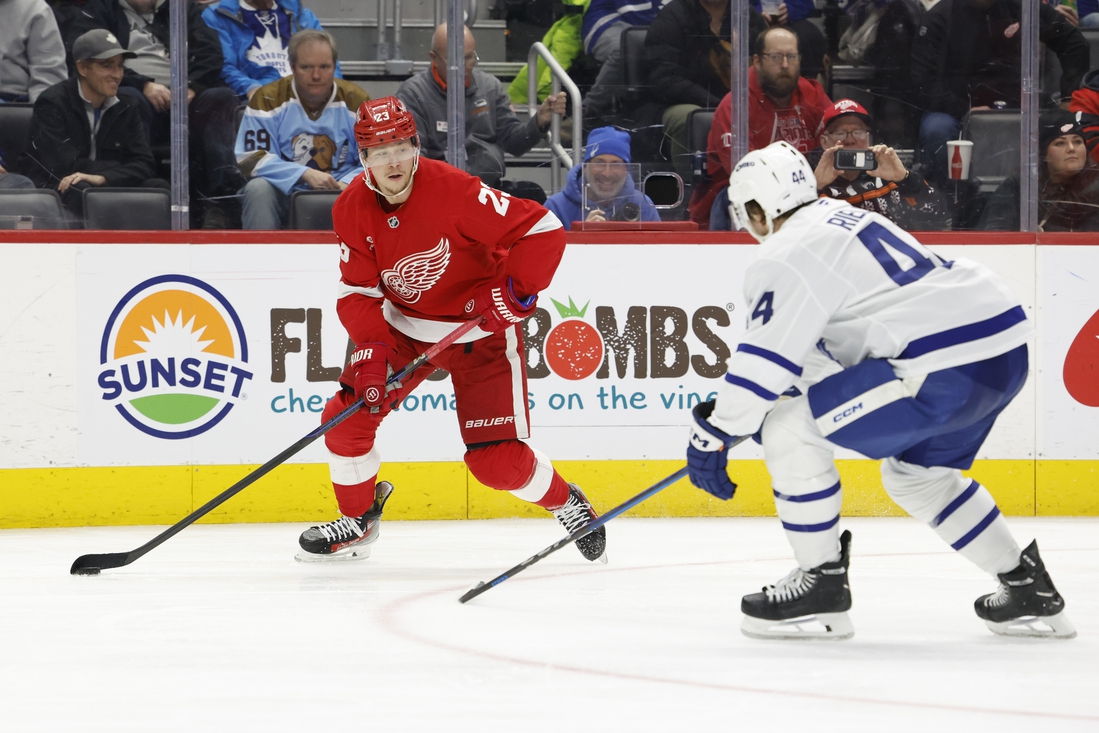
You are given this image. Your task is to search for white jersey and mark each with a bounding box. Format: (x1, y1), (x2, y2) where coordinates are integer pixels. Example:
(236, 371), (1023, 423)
(711, 197), (1033, 437)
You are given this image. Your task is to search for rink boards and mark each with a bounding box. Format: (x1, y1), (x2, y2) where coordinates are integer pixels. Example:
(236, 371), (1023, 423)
(1, 232), (1097, 527)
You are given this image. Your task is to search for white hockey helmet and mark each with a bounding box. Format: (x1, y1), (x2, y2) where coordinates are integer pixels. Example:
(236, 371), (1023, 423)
(728, 141), (817, 242)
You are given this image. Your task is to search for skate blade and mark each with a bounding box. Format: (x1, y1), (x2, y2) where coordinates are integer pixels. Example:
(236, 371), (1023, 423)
(741, 612), (854, 641)
(985, 611), (1077, 639)
(294, 545), (371, 563)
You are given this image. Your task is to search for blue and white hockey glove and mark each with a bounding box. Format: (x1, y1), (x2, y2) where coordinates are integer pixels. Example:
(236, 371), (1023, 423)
(687, 400), (739, 500)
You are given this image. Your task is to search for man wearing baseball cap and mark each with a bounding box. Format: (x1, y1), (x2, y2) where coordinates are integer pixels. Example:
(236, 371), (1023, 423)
(20, 28), (165, 218)
(811, 98), (948, 230)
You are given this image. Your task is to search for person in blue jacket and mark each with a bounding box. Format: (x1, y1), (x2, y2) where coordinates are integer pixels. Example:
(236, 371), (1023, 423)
(544, 126), (660, 230)
(201, 0), (342, 101)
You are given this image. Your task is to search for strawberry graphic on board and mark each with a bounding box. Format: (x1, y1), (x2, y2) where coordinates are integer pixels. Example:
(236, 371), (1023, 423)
(1063, 308), (1099, 407)
(545, 297), (604, 380)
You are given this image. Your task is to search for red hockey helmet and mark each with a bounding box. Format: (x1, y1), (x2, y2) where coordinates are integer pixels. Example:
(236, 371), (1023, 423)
(355, 96), (418, 150)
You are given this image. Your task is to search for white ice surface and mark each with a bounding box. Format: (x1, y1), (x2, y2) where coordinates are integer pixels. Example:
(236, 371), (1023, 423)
(1, 517), (1097, 732)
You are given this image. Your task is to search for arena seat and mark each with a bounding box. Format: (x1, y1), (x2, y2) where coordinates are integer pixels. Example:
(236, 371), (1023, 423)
(686, 107), (715, 182)
(290, 190), (340, 230)
(620, 26), (649, 108)
(962, 110), (1021, 194)
(0, 189), (67, 229)
(83, 188), (171, 230)
(0, 103), (35, 166)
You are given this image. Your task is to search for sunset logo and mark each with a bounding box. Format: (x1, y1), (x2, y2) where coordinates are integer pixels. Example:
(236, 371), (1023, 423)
(97, 275), (254, 439)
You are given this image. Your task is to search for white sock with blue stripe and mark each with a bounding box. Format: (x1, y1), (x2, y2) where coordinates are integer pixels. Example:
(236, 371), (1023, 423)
(881, 458), (1020, 576)
(762, 398), (844, 570)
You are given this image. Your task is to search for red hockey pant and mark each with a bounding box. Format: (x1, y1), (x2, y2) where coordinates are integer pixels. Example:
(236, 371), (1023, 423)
(322, 324), (568, 517)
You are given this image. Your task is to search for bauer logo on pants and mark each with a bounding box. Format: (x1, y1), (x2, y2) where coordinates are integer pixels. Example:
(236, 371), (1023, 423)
(96, 275), (254, 440)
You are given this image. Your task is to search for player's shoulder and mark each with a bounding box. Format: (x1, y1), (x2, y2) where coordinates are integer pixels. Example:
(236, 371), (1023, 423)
(767, 198), (853, 251)
(332, 176), (374, 226)
(415, 157), (482, 193)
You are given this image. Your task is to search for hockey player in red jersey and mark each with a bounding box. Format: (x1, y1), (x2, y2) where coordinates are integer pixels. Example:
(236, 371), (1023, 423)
(296, 96), (607, 563)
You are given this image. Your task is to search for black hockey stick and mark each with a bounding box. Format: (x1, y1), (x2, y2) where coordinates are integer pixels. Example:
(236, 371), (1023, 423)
(71, 317), (484, 576)
(458, 435), (749, 604)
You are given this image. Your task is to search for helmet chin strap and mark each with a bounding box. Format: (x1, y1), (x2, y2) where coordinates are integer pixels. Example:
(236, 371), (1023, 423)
(360, 148), (420, 199)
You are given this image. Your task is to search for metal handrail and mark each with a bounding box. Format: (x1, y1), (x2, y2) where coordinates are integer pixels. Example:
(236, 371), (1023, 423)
(527, 42), (582, 193)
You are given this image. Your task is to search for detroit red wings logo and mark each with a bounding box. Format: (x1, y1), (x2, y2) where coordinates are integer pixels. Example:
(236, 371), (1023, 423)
(381, 237), (451, 303)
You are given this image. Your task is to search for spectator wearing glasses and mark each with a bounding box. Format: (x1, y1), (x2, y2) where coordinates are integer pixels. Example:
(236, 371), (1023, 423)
(688, 26), (831, 227)
(396, 23), (566, 200)
(235, 30), (369, 229)
(811, 99), (949, 230)
(543, 126), (660, 230)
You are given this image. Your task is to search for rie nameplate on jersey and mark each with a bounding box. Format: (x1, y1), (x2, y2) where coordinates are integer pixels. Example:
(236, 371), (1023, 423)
(388, 216), (399, 228)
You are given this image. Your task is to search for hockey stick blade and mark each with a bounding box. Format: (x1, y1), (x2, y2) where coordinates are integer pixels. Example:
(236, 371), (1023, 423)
(70, 318), (483, 576)
(458, 436), (749, 603)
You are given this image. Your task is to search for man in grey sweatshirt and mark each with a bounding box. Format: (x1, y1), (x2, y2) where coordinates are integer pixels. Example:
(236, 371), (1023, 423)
(396, 22), (565, 196)
(0, 0), (67, 102)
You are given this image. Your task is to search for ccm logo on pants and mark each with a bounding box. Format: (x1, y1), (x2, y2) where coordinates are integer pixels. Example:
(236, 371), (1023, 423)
(466, 416), (516, 429)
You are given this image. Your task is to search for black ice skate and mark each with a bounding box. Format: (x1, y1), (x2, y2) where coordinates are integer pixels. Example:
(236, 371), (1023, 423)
(552, 484), (607, 563)
(975, 539), (1076, 639)
(295, 482), (394, 563)
(741, 530), (854, 640)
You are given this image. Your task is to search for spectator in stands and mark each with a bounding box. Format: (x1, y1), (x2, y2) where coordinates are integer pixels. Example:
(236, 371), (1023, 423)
(912, 0), (1089, 185)
(202, 0), (341, 102)
(20, 29), (165, 216)
(236, 30), (368, 230)
(0, 0), (67, 102)
(750, 1), (826, 80)
(688, 27), (831, 226)
(68, 0), (242, 228)
(982, 109), (1099, 231)
(544, 126), (660, 230)
(644, 0), (768, 178)
(811, 99), (949, 229)
(1069, 69), (1099, 165)
(396, 23), (566, 200)
(580, 0), (673, 121)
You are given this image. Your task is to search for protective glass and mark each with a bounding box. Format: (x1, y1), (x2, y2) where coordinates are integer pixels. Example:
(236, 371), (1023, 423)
(579, 162), (644, 230)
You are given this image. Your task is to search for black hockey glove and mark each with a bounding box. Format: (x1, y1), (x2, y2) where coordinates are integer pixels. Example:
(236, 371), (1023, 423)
(687, 400), (739, 500)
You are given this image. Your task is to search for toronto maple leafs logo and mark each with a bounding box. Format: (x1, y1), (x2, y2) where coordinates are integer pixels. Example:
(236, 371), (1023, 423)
(381, 237), (451, 303)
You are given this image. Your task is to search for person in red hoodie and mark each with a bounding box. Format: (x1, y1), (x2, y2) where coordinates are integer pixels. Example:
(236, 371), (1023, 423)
(688, 27), (831, 227)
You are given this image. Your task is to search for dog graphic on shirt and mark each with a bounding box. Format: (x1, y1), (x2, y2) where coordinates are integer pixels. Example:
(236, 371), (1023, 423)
(290, 133), (336, 171)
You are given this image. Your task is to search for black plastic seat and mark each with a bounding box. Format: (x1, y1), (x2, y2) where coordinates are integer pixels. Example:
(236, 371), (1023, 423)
(0, 189), (67, 229)
(83, 187), (171, 230)
(0, 103), (34, 165)
(290, 190), (341, 230)
(686, 108), (716, 182)
(962, 110), (1021, 194)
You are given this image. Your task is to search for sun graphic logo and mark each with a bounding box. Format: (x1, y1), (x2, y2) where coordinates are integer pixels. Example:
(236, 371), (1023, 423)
(97, 275), (254, 439)
(545, 297), (604, 380)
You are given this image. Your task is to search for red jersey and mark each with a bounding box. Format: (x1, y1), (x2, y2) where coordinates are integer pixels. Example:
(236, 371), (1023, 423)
(689, 78), (832, 226)
(331, 157), (566, 348)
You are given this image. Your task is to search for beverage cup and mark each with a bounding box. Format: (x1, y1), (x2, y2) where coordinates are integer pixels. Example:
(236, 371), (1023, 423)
(947, 139), (973, 180)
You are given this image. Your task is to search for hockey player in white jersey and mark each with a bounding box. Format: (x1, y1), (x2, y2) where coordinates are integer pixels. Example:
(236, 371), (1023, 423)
(687, 141), (1074, 640)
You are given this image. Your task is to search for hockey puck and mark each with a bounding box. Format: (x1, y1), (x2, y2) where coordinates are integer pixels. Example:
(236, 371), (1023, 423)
(73, 567), (101, 576)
